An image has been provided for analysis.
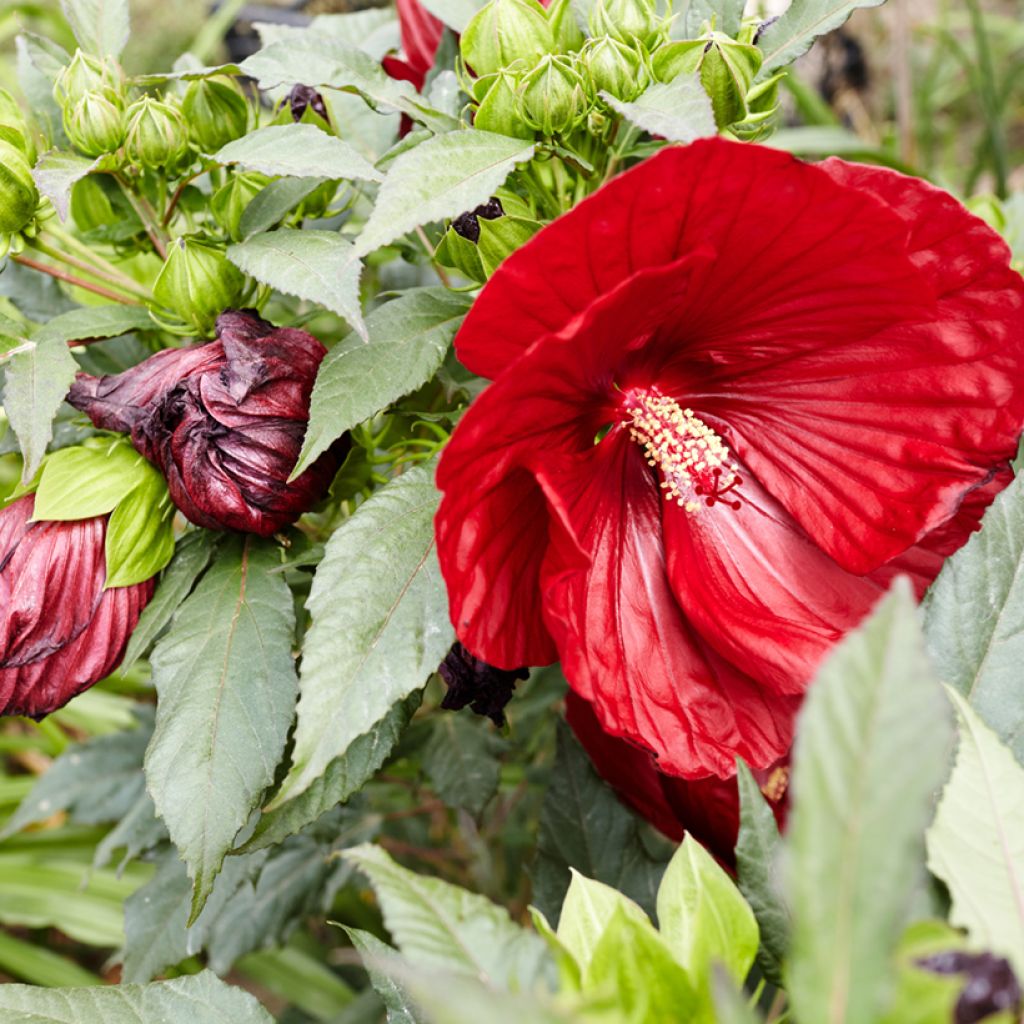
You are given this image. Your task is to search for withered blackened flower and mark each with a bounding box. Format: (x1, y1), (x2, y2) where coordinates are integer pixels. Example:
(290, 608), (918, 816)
(68, 310), (345, 537)
(438, 641), (529, 726)
(919, 951), (1022, 1024)
(0, 495), (153, 718)
(287, 84), (329, 123)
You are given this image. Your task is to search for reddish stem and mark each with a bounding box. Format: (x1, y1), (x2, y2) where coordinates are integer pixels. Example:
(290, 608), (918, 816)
(11, 253), (143, 305)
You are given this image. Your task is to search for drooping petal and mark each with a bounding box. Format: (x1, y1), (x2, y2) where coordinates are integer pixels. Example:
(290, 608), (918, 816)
(395, 0), (445, 85)
(537, 433), (797, 779)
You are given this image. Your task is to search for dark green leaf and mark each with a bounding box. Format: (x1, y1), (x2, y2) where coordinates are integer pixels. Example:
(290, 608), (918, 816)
(293, 288), (470, 478)
(144, 537), (299, 922)
(238, 178), (327, 239)
(33, 305), (155, 345)
(345, 927), (420, 1024)
(786, 582), (954, 1024)
(531, 724), (672, 925)
(422, 715), (502, 818)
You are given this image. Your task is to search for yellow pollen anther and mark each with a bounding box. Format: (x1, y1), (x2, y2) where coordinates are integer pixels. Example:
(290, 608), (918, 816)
(624, 389), (742, 512)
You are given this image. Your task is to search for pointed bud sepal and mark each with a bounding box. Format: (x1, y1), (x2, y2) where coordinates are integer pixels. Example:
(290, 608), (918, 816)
(152, 235), (248, 337)
(182, 76), (251, 154)
(124, 96), (192, 172)
(437, 191), (540, 281)
(517, 53), (588, 136)
(547, 0), (585, 53)
(582, 36), (647, 102)
(588, 0), (664, 49)
(461, 0), (555, 78)
(211, 171), (271, 241)
(473, 70), (536, 139)
(64, 91), (126, 158)
(53, 50), (126, 113)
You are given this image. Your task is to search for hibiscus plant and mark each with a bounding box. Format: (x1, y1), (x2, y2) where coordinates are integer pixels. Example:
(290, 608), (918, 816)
(0, 0), (1022, 1020)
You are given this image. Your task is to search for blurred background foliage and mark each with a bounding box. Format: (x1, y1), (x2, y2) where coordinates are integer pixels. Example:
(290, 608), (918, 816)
(0, 0), (1021, 1020)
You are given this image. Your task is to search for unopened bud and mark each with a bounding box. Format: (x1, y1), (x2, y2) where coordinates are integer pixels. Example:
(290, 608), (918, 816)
(589, 0), (662, 48)
(182, 76), (251, 153)
(152, 236), (247, 337)
(547, 0), (585, 53)
(64, 91), (125, 157)
(461, 0), (555, 78)
(0, 138), (39, 235)
(124, 96), (192, 172)
(53, 50), (125, 112)
(473, 71), (535, 139)
(583, 36), (646, 101)
(436, 191), (540, 281)
(517, 54), (588, 136)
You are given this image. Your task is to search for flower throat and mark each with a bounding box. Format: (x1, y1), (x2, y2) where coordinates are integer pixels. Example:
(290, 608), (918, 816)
(624, 389), (742, 512)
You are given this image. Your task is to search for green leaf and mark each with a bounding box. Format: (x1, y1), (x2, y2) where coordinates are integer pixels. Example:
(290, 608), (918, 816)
(657, 837), (758, 996)
(345, 927), (420, 1024)
(710, 967), (763, 1024)
(344, 843), (552, 989)
(682, 0), (744, 37)
(584, 906), (699, 1021)
(0, 930), (101, 988)
(228, 229), (365, 339)
(93, 788), (166, 872)
(0, 971), (273, 1023)
(271, 464), (453, 806)
(353, 130), (535, 258)
(32, 150), (101, 220)
(121, 530), (217, 671)
(756, 0), (886, 75)
(33, 305), (155, 344)
(926, 690), (1024, 975)
(32, 439), (148, 520)
(293, 288), (470, 479)
(242, 693), (420, 853)
(238, 178), (328, 239)
(422, 714), (501, 818)
(531, 723), (672, 925)
(555, 870), (650, 975)
(2, 335), (79, 482)
(104, 467), (176, 587)
(601, 77), (717, 143)
(785, 582), (954, 1024)
(735, 760), (788, 985)
(144, 537), (299, 922)
(215, 123), (383, 183)
(60, 0), (130, 58)
(923, 473), (1024, 762)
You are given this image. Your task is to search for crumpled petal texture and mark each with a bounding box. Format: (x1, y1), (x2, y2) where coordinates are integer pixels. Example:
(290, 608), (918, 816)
(68, 310), (343, 537)
(436, 138), (1024, 779)
(0, 495), (153, 718)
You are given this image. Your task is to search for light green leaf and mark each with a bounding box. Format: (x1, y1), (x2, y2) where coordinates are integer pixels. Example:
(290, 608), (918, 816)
(735, 760), (788, 985)
(0, 970), (273, 1023)
(228, 229), (365, 339)
(657, 837), (758, 997)
(422, 714), (501, 818)
(104, 468), (176, 587)
(926, 689), (1024, 975)
(682, 0), (744, 37)
(121, 530), (217, 671)
(344, 843), (551, 989)
(2, 335), (79, 482)
(241, 692), (421, 853)
(32, 439), (147, 520)
(60, 0), (130, 58)
(34, 304), (155, 344)
(271, 464), (453, 806)
(555, 870), (650, 975)
(584, 906), (699, 1020)
(923, 473), (1024, 762)
(601, 76), (716, 143)
(532, 723), (672, 925)
(786, 581), (954, 1024)
(32, 150), (101, 220)
(757, 0), (886, 75)
(144, 537), (298, 922)
(293, 288), (470, 478)
(353, 130), (535, 258)
(215, 123), (383, 183)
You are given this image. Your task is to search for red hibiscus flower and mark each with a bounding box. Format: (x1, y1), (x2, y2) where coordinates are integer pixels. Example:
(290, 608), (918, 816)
(435, 138), (1024, 780)
(566, 691), (787, 866)
(0, 494), (153, 718)
(382, 0), (446, 92)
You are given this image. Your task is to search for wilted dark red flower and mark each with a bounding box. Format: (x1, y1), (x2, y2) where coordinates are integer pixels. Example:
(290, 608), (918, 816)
(919, 950), (1022, 1024)
(0, 494), (153, 718)
(382, 0), (446, 92)
(438, 641), (529, 725)
(68, 310), (343, 537)
(566, 692), (786, 866)
(287, 84), (329, 123)
(435, 138), (1024, 779)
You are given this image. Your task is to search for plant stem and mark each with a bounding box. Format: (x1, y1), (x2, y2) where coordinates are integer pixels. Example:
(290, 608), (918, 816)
(31, 235), (152, 301)
(964, 0), (1008, 196)
(10, 253), (142, 305)
(115, 175), (169, 258)
(42, 226), (151, 296)
(414, 225), (451, 288)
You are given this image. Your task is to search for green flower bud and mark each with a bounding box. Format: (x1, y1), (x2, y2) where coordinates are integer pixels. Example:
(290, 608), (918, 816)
(582, 36), (646, 102)
(63, 91), (126, 157)
(516, 54), (588, 137)
(124, 97), (192, 172)
(436, 191), (539, 282)
(461, 0), (555, 79)
(0, 138), (39, 234)
(588, 0), (662, 48)
(182, 76), (250, 154)
(546, 0), (585, 53)
(53, 50), (125, 112)
(474, 71), (535, 139)
(211, 171), (270, 242)
(152, 236), (247, 337)
(653, 34), (763, 128)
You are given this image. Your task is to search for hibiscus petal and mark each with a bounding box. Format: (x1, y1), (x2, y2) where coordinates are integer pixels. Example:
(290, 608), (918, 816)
(537, 433), (797, 779)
